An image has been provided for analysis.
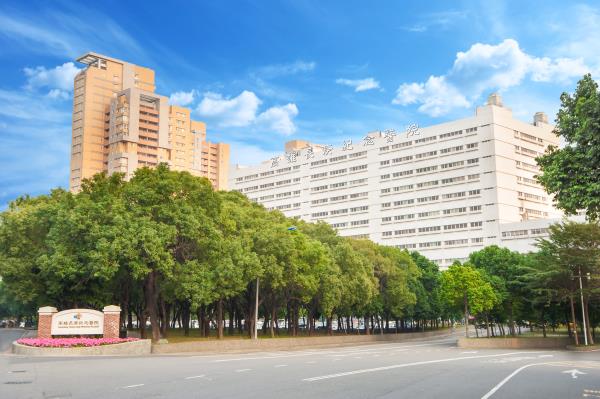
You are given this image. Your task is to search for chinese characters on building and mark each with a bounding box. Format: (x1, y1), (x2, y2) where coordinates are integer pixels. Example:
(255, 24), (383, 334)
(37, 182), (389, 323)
(274, 123), (420, 167)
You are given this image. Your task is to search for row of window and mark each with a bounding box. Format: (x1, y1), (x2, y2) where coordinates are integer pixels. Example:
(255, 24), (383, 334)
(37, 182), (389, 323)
(502, 228), (549, 238)
(237, 165), (301, 182)
(310, 191), (369, 205)
(382, 221), (483, 237)
(514, 130), (544, 146)
(515, 145), (540, 157)
(310, 178), (369, 192)
(242, 177), (302, 192)
(518, 191), (547, 202)
(381, 190), (481, 209)
(329, 220), (370, 229)
(311, 205), (370, 219)
(378, 127), (478, 154)
(394, 236), (483, 250)
(382, 173), (480, 194)
(519, 207), (549, 217)
(517, 176), (539, 186)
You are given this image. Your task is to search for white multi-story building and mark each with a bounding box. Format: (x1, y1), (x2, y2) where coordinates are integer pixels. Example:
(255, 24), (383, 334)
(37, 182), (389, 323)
(230, 94), (564, 268)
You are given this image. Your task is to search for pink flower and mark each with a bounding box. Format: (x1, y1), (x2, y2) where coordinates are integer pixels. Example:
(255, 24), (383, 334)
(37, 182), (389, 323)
(17, 338), (139, 348)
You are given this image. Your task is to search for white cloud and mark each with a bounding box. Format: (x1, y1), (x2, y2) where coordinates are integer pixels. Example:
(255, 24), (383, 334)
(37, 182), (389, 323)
(47, 89), (70, 101)
(169, 90), (196, 106)
(401, 10), (468, 33)
(24, 62), (81, 92)
(256, 103), (299, 136)
(0, 7), (147, 61)
(393, 39), (592, 116)
(196, 91), (261, 127)
(195, 90), (299, 135)
(393, 76), (469, 117)
(0, 89), (70, 122)
(336, 77), (380, 92)
(257, 61), (316, 78)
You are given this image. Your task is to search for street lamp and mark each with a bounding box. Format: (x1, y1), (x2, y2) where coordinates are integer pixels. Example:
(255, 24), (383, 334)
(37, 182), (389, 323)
(574, 266), (591, 346)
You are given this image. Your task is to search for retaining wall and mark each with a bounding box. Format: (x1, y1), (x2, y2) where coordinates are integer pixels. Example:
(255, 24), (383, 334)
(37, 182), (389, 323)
(151, 329), (451, 354)
(12, 339), (151, 356)
(457, 336), (572, 350)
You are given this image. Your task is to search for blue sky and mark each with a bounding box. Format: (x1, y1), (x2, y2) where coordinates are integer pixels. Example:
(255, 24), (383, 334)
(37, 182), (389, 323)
(1, 0), (599, 207)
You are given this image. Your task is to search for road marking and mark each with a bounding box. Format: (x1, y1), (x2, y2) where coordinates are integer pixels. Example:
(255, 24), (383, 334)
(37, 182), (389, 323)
(184, 375), (206, 380)
(274, 365), (288, 368)
(481, 363), (549, 399)
(538, 355), (554, 358)
(461, 351), (478, 354)
(214, 351), (325, 362)
(303, 352), (542, 382)
(563, 369), (586, 379)
(236, 369), (252, 372)
(210, 339), (457, 363)
(123, 384), (144, 389)
(306, 361), (317, 364)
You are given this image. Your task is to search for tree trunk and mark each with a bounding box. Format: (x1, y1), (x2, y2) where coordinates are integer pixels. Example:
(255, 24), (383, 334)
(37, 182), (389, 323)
(509, 303), (515, 336)
(127, 309), (133, 330)
(160, 299), (169, 338)
(485, 314), (490, 338)
(182, 301), (190, 337)
(144, 271), (160, 342)
(217, 298), (224, 339)
(228, 303), (235, 336)
(270, 305), (276, 338)
(464, 295), (469, 338)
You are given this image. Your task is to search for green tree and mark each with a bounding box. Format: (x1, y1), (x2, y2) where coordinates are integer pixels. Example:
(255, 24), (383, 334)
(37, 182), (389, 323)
(534, 221), (600, 344)
(469, 246), (527, 336)
(409, 251), (443, 330)
(536, 74), (600, 220)
(440, 263), (498, 337)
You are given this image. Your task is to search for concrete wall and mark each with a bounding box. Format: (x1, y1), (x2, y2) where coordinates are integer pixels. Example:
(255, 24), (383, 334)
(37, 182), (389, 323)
(12, 339), (151, 356)
(457, 337), (572, 350)
(152, 329), (451, 354)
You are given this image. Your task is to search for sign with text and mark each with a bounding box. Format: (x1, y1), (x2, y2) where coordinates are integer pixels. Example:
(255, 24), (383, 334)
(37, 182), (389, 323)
(50, 309), (104, 335)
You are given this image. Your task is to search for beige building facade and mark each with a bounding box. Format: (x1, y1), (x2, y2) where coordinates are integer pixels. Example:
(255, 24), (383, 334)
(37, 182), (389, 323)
(70, 52), (229, 192)
(230, 94), (565, 269)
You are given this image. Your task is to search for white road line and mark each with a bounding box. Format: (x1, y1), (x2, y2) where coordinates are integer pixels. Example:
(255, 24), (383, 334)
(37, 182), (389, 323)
(214, 351), (325, 362)
(461, 351), (478, 354)
(481, 363), (548, 399)
(210, 338), (457, 363)
(123, 384), (144, 389)
(303, 352), (542, 382)
(306, 361), (317, 364)
(236, 369), (252, 372)
(184, 375), (206, 380)
(274, 365), (288, 368)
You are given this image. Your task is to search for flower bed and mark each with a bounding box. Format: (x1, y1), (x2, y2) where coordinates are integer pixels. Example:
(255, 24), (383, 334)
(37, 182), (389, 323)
(17, 337), (139, 348)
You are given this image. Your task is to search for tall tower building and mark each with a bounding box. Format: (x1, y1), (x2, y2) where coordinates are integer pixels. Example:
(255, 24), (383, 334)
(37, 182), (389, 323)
(70, 52), (229, 192)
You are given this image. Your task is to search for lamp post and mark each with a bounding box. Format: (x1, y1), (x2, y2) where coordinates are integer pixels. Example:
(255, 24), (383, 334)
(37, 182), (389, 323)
(575, 266), (591, 346)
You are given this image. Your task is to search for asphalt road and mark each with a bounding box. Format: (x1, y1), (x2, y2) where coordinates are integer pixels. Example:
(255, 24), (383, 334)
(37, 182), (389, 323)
(1, 329), (599, 399)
